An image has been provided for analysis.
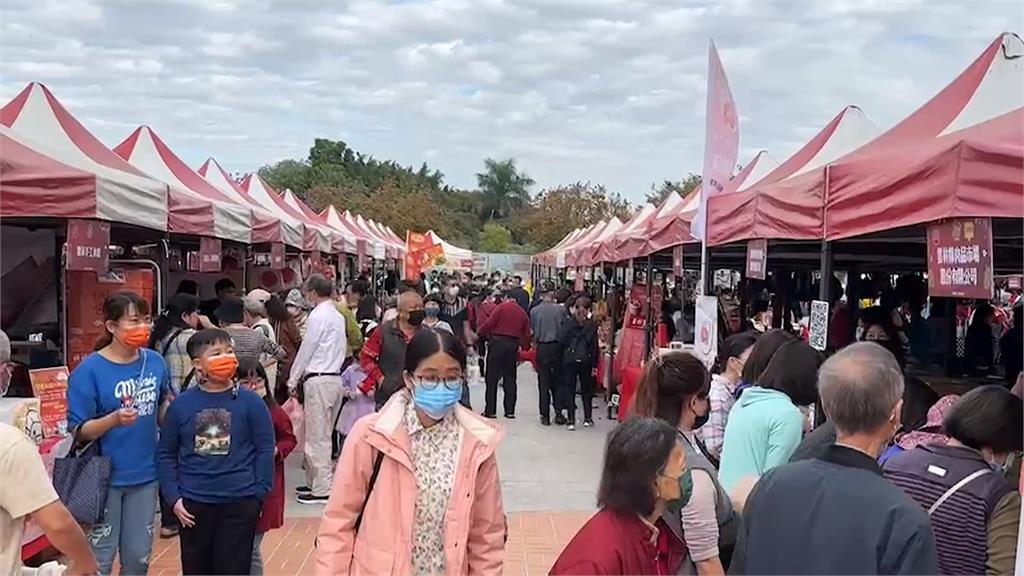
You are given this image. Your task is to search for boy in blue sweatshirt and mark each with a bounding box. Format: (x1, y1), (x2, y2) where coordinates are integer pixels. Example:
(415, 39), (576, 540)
(158, 328), (275, 575)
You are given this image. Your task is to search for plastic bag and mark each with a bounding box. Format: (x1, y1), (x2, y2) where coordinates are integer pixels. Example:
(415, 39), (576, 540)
(466, 350), (482, 387)
(282, 397), (304, 454)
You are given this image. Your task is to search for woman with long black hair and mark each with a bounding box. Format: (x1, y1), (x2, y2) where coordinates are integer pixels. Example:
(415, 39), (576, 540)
(266, 294), (301, 404)
(150, 293), (204, 396)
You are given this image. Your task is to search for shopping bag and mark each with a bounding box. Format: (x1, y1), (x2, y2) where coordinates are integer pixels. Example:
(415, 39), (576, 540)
(282, 397), (305, 454)
(52, 440), (111, 525)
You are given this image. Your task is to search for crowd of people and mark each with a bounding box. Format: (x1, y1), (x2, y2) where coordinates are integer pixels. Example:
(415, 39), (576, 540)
(1, 266), (1021, 576)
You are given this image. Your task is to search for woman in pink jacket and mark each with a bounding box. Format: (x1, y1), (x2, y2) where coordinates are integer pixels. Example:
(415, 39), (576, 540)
(317, 327), (506, 575)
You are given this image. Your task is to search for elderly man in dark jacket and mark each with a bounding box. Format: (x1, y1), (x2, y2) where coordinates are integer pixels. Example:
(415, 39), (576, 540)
(731, 342), (940, 575)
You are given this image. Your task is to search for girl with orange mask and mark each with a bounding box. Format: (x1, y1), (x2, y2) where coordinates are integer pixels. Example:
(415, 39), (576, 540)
(68, 291), (171, 575)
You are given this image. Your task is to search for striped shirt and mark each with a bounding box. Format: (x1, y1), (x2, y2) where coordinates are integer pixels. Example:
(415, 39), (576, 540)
(224, 326), (286, 367)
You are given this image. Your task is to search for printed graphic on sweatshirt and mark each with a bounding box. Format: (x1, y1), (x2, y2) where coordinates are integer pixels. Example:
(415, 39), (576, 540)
(194, 408), (231, 456)
(113, 372), (160, 417)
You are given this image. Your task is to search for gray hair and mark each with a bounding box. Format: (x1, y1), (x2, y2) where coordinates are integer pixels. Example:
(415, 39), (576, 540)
(818, 342), (904, 436)
(0, 329), (9, 363)
(242, 296), (266, 318)
(304, 273), (333, 298)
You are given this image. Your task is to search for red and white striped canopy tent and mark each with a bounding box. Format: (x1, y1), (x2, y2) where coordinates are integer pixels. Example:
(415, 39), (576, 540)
(321, 205), (374, 254)
(824, 32), (1024, 239)
(368, 219), (405, 259)
(0, 125), (164, 224)
(197, 158), (305, 249)
(240, 174), (333, 253)
(0, 83), (171, 232)
(573, 217), (624, 267)
(424, 230), (474, 270)
(606, 204), (658, 262)
(281, 190), (352, 254)
(554, 220), (608, 267)
(114, 127), (255, 243)
(706, 105), (879, 246)
(643, 150), (781, 255)
(533, 227), (583, 267)
(548, 224), (598, 268)
(345, 212), (386, 260)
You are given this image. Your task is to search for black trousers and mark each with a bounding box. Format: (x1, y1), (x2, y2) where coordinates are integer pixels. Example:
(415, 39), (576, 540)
(179, 497), (262, 575)
(535, 342), (562, 418)
(485, 335), (519, 416)
(562, 361), (595, 421)
(160, 495), (178, 529)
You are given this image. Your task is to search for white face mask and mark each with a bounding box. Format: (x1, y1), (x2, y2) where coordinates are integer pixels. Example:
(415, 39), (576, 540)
(447, 286), (459, 297)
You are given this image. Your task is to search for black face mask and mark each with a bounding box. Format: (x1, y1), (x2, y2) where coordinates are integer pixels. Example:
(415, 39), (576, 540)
(694, 403), (710, 429)
(407, 309), (426, 327)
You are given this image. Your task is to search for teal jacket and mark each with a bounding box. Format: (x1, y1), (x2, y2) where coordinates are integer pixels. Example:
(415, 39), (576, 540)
(717, 386), (804, 494)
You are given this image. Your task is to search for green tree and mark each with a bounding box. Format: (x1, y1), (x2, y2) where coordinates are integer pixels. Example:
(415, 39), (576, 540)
(515, 181), (632, 249)
(258, 159), (312, 197)
(645, 172), (701, 204)
(477, 222), (513, 252)
(476, 158), (535, 222)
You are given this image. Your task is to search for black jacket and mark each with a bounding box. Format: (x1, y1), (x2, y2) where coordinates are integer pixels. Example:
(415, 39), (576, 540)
(732, 444), (939, 575)
(558, 316), (599, 366)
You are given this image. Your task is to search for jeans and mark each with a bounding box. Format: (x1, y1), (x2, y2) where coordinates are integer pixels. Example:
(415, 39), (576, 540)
(85, 480), (158, 575)
(180, 497), (262, 575)
(251, 532), (265, 575)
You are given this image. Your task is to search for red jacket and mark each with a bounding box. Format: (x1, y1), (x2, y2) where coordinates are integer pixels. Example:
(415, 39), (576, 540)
(550, 508), (686, 575)
(257, 404), (298, 534)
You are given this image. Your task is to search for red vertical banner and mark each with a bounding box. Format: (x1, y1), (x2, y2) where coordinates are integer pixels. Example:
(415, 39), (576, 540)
(66, 219), (110, 272)
(270, 243), (285, 270)
(927, 217), (993, 299)
(746, 238), (767, 280)
(574, 268), (585, 292)
(356, 239), (367, 272)
(672, 245), (684, 277)
(199, 237), (222, 273)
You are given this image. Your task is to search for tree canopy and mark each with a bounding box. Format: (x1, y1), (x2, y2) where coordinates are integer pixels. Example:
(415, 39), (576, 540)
(258, 138), (651, 253)
(645, 172), (701, 205)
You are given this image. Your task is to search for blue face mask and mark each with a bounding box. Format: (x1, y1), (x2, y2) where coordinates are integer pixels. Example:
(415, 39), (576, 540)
(412, 380), (464, 420)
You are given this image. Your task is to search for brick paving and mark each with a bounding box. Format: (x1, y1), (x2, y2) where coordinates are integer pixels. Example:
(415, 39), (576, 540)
(147, 511), (590, 575)
(131, 368), (606, 575)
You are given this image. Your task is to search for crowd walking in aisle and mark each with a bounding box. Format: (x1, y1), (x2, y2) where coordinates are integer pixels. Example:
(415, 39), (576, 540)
(5, 267), (1021, 576)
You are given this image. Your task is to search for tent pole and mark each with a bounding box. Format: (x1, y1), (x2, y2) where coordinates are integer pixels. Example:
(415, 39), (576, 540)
(698, 240), (710, 296)
(644, 255), (655, 359)
(818, 240), (833, 301)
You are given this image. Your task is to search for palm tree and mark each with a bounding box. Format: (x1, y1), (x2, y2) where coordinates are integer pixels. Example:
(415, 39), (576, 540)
(475, 158), (535, 222)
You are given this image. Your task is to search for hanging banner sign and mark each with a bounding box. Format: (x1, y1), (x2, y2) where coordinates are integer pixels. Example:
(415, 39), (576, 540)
(746, 238), (767, 280)
(270, 243), (285, 270)
(695, 295), (718, 369)
(198, 237), (222, 273)
(809, 300), (829, 352)
(356, 239), (368, 271)
(66, 219), (110, 272)
(672, 245), (684, 277)
(927, 217), (993, 299)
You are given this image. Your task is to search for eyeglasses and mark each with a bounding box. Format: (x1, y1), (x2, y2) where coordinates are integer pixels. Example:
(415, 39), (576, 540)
(412, 376), (464, 391)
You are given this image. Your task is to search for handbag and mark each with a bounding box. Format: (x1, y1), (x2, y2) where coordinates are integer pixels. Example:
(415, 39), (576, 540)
(52, 434), (112, 524)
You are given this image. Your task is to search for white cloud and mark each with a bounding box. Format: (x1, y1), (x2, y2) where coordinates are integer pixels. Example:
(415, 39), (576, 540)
(0, 0), (1019, 202)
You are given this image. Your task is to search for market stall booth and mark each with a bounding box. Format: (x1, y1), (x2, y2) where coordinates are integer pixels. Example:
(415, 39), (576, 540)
(198, 157), (305, 249)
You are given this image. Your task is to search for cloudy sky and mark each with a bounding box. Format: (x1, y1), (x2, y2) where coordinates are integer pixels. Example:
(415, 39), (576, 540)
(1, 0), (1020, 202)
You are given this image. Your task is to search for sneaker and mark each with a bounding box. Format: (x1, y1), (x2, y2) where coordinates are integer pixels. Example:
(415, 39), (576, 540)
(554, 414), (567, 426)
(159, 526), (179, 539)
(504, 413), (516, 419)
(567, 422), (576, 431)
(297, 493), (330, 505)
(481, 412), (497, 419)
(295, 485), (312, 495)
(583, 420), (594, 428)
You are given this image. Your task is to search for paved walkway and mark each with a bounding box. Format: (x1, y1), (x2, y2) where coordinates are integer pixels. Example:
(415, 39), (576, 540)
(145, 366), (614, 575)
